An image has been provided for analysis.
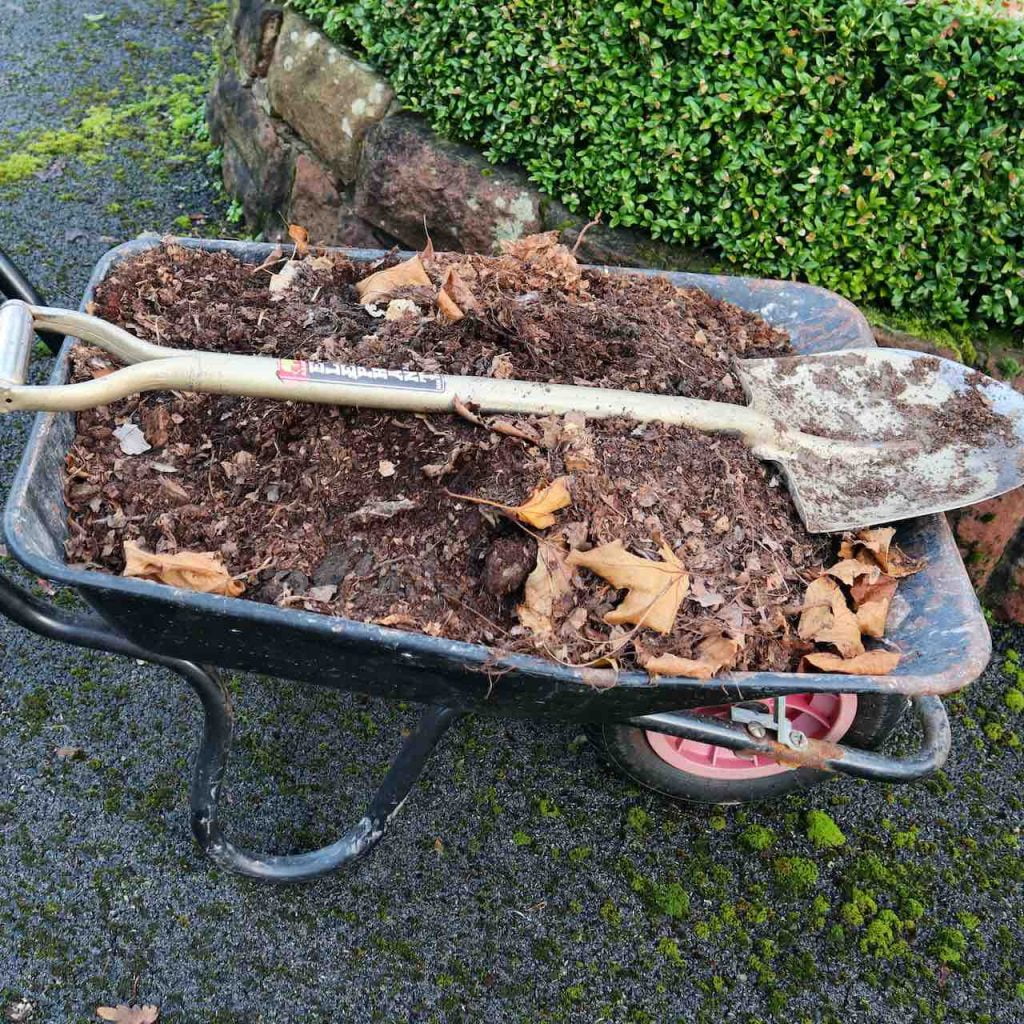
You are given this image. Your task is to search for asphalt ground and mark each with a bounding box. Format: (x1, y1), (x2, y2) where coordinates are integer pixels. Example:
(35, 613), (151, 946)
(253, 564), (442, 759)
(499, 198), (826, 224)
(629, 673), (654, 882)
(0, 3), (1022, 1022)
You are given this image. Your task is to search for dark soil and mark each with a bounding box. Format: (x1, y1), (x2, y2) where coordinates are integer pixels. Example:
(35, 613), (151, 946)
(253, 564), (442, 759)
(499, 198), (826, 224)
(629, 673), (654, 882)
(64, 238), (831, 672)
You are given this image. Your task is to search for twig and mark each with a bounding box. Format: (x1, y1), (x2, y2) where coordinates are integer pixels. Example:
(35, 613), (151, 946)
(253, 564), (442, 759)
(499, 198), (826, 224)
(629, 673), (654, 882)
(571, 213), (603, 255)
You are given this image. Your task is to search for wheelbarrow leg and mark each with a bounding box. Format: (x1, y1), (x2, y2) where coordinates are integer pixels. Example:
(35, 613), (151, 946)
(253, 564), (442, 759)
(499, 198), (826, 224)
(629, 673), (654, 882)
(175, 660), (462, 882)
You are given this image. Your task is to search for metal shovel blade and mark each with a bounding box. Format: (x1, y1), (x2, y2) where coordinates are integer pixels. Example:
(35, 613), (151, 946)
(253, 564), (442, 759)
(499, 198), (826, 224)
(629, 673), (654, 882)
(735, 348), (1024, 533)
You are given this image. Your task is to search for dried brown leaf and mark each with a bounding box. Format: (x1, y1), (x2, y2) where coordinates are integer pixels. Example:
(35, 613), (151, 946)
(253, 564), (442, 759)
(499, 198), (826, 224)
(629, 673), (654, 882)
(356, 254), (431, 306)
(517, 538), (573, 636)
(499, 232), (586, 292)
(839, 528), (924, 578)
(288, 223), (309, 257)
(798, 575), (864, 658)
(803, 650), (902, 675)
(450, 477), (572, 530)
(851, 575), (899, 638)
(122, 541), (244, 597)
(95, 1006), (159, 1024)
(826, 558), (879, 587)
(141, 405), (170, 448)
(437, 288), (464, 321)
(437, 267), (473, 321)
(640, 633), (741, 679)
(567, 540), (689, 634)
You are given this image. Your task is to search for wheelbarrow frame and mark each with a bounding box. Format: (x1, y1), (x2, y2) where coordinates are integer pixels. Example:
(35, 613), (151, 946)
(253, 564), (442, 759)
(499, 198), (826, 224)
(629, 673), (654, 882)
(0, 236), (991, 882)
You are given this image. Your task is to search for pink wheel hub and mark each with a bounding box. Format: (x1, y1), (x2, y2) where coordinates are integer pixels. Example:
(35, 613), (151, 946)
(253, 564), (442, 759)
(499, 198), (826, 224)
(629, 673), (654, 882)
(645, 693), (858, 779)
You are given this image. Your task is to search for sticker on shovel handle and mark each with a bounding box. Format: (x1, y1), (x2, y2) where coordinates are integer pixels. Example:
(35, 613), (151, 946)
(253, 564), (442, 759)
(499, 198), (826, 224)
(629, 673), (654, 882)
(277, 359), (446, 392)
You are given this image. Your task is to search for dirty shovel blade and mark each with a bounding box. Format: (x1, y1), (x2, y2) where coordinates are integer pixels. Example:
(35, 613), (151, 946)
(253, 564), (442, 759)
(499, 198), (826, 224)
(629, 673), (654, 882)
(735, 348), (1024, 533)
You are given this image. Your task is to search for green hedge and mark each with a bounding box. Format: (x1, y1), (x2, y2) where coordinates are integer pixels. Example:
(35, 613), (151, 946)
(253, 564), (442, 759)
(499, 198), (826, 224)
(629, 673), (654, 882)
(289, 0), (1024, 328)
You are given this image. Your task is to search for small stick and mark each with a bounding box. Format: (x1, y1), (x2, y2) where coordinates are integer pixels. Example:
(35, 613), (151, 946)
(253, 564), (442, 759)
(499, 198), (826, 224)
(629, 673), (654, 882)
(571, 213), (602, 255)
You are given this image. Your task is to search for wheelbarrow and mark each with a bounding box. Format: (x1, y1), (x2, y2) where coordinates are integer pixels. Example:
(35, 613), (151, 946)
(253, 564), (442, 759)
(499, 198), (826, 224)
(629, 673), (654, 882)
(0, 236), (991, 882)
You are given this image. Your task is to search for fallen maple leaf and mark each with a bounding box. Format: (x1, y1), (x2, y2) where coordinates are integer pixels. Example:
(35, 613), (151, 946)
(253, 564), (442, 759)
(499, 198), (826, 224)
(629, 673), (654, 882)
(288, 223), (309, 257)
(803, 650), (902, 675)
(450, 477), (572, 530)
(640, 633), (741, 679)
(355, 254), (431, 306)
(122, 541), (244, 597)
(517, 538), (573, 636)
(96, 1006), (159, 1024)
(798, 575), (864, 659)
(567, 540), (689, 634)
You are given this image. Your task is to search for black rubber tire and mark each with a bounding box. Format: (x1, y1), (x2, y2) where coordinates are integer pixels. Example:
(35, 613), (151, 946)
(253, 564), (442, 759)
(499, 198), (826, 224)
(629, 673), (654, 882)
(588, 693), (908, 805)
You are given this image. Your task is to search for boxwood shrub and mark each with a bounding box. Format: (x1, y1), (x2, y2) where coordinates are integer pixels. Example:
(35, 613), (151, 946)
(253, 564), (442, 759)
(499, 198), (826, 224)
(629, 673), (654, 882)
(289, 0), (1024, 328)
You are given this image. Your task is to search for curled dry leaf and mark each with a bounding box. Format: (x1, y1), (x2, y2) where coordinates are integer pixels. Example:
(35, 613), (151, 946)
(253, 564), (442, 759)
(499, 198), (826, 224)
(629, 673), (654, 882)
(639, 633), (741, 679)
(840, 527), (923, 578)
(826, 558), (879, 587)
(355, 254), (431, 306)
(567, 540), (689, 635)
(122, 541), (244, 597)
(96, 1006), (159, 1024)
(803, 650), (902, 675)
(287, 223), (309, 257)
(798, 575), (864, 659)
(851, 574), (898, 638)
(437, 268), (465, 321)
(437, 288), (464, 321)
(516, 538), (573, 636)
(450, 477), (572, 530)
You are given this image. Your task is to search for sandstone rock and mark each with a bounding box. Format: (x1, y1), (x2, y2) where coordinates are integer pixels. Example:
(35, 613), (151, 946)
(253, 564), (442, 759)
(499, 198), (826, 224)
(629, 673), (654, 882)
(279, 149), (399, 248)
(540, 199), (712, 271)
(267, 11), (394, 183)
(231, 0), (283, 78)
(355, 114), (545, 252)
(287, 151), (343, 243)
(952, 492), (1024, 595)
(207, 70), (293, 226)
(872, 325), (960, 362)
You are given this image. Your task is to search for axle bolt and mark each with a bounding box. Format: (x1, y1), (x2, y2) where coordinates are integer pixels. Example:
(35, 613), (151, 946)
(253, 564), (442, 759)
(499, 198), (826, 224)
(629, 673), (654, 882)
(747, 723), (767, 739)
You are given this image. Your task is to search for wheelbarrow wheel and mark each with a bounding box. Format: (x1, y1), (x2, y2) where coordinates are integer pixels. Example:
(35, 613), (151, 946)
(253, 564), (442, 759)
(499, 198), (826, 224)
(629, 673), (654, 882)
(589, 692), (907, 805)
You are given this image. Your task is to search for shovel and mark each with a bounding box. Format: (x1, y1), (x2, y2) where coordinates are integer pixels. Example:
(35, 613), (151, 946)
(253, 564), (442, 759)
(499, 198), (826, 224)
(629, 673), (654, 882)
(3, 298), (1023, 533)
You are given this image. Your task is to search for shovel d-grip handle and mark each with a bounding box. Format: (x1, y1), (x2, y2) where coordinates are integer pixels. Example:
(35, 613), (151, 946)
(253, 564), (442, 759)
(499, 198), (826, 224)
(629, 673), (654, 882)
(0, 300), (35, 387)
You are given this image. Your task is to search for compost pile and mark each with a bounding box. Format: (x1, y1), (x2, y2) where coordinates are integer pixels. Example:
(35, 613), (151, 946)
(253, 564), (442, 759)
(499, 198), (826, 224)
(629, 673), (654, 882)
(63, 234), (911, 676)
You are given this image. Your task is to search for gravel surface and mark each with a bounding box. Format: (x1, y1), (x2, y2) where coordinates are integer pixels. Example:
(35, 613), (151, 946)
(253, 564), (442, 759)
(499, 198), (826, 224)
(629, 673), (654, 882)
(1, 3), (1022, 1023)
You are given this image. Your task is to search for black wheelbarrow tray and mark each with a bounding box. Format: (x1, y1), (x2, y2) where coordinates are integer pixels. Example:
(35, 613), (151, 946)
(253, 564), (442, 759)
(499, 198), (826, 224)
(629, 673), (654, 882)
(0, 237), (991, 882)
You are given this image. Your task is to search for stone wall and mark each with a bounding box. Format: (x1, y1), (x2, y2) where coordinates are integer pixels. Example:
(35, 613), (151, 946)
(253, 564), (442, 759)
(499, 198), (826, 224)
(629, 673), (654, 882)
(207, 1), (712, 267)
